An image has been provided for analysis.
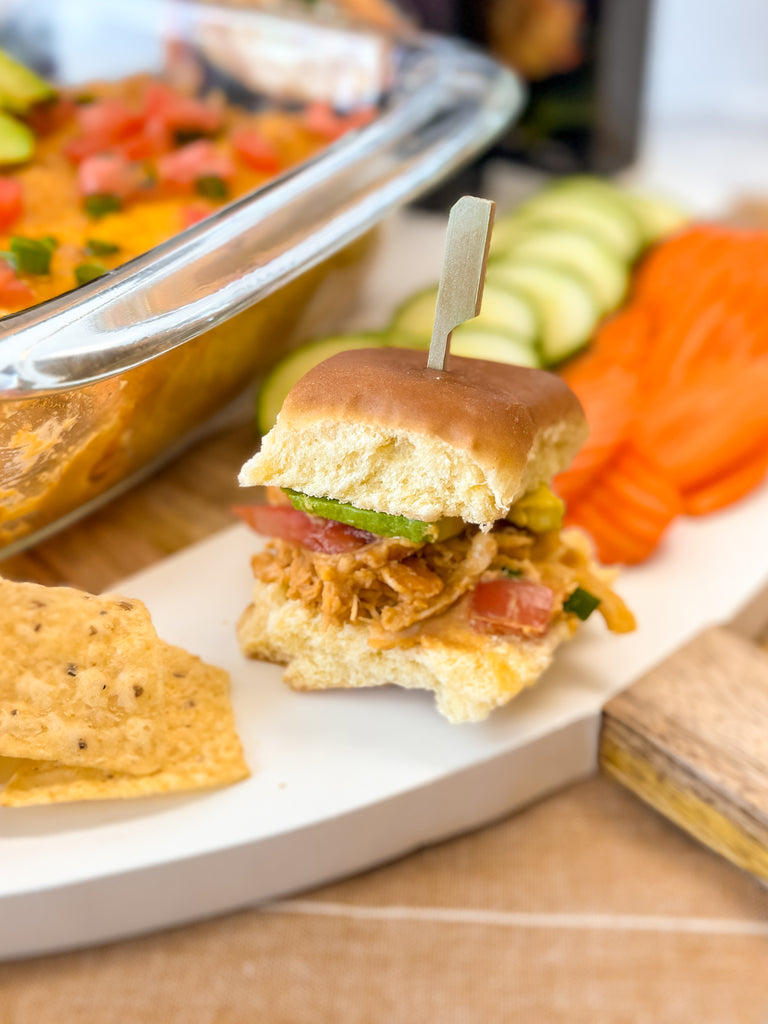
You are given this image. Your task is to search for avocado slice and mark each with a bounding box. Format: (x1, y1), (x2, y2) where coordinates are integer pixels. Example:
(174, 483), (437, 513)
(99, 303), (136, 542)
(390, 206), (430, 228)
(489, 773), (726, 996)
(0, 49), (55, 115)
(285, 490), (464, 543)
(506, 483), (564, 533)
(0, 110), (34, 165)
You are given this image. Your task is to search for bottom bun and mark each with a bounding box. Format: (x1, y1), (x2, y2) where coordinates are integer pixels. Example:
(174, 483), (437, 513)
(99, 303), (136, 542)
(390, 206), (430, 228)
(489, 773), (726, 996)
(237, 580), (574, 723)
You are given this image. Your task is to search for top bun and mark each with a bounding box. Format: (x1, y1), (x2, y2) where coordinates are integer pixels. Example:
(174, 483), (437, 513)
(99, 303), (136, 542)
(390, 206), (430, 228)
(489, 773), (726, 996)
(239, 348), (588, 526)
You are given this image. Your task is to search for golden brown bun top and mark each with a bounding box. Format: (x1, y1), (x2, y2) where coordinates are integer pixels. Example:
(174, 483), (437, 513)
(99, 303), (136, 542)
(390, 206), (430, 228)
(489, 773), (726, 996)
(282, 347), (585, 463)
(241, 348), (588, 523)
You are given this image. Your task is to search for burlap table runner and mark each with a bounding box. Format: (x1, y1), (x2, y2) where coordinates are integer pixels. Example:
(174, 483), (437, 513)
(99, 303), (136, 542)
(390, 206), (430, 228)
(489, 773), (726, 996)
(1, 777), (767, 1023)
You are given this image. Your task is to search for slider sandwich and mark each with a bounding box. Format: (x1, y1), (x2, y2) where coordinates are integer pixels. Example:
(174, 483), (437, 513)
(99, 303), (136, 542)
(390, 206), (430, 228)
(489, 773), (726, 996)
(236, 347), (635, 722)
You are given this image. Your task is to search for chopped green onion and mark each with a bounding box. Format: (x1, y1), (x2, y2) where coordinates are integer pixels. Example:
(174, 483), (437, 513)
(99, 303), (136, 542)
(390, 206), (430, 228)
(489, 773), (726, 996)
(10, 235), (57, 274)
(74, 261), (107, 286)
(84, 193), (122, 219)
(0, 250), (17, 271)
(499, 566), (522, 578)
(85, 238), (120, 256)
(195, 175), (228, 200)
(563, 586), (601, 621)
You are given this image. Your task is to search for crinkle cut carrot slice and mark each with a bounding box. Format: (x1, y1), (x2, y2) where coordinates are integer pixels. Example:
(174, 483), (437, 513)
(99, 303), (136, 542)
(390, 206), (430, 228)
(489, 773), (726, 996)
(641, 360), (768, 490)
(564, 442), (680, 565)
(682, 448), (768, 516)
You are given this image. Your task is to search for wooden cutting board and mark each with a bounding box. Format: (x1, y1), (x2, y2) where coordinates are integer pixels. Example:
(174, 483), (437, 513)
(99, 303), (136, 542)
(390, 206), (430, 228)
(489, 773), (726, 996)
(599, 582), (768, 884)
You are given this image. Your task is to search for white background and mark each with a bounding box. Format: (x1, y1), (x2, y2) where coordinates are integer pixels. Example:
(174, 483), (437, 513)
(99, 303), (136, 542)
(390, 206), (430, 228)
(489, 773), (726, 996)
(646, 0), (768, 125)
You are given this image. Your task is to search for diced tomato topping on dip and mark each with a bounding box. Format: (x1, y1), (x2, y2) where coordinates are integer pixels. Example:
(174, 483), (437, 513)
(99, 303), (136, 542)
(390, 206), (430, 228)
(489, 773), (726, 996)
(180, 202), (213, 229)
(0, 178), (24, 230)
(302, 101), (345, 139)
(77, 153), (142, 199)
(142, 82), (223, 136)
(113, 121), (170, 161)
(231, 128), (283, 174)
(156, 139), (234, 186)
(0, 261), (34, 307)
(65, 88), (223, 166)
(77, 99), (144, 144)
(341, 106), (377, 131)
(63, 133), (107, 164)
(302, 101), (376, 140)
(65, 100), (145, 163)
(470, 578), (554, 637)
(233, 505), (377, 553)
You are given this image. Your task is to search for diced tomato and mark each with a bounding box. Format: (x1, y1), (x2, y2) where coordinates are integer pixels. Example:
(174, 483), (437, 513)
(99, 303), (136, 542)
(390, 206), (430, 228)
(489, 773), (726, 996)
(302, 101), (348, 140)
(143, 81), (178, 117)
(302, 101), (376, 140)
(146, 114), (174, 154)
(67, 92), (209, 164)
(180, 202), (212, 229)
(231, 128), (283, 174)
(0, 261), (34, 308)
(64, 133), (111, 164)
(114, 117), (170, 161)
(142, 82), (223, 135)
(76, 99), (144, 143)
(67, 100), (146, 163)
(233, 504), (376, 553)
(469, 578), (554, 637)
(113, 136), (155, 162)
(0, 178), (24, 230)
(166, 95), (223, 135)
(77, 153), (141, 199)
(156, 140), (234, 187)
(341, 106), (377, 131)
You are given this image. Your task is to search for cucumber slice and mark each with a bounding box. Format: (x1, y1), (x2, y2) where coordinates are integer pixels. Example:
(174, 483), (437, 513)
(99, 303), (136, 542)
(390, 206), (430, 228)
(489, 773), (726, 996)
(549, 175), (631, 202)
(389, 287), (436, 345)
(391, 281), (538, 347)
(0, 49), (55, 114)
(486, 260), (599, 366)
(501, 227), (628, 313)
(624, 191), (689, 243)
(257, 332), (387, 434)
(515, 189), (643, 261)
(548, 175), (642, 217)
(489, 214), (536, 258)
(552, 176), (689, 246)
(0, 110), (33, 165)
(286, 490), (463, 543)
(449, 327), (541, 368)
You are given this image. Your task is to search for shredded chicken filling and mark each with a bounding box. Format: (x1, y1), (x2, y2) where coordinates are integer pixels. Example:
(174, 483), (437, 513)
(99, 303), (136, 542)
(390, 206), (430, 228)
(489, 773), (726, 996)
(250, 522), (635, 644)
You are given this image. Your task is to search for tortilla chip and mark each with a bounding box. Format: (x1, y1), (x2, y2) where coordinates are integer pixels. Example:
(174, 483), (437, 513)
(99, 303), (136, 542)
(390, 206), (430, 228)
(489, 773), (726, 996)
(1, 644), (250, 805)
(0, 579), (166, 774)
(0, 757), (19, 785)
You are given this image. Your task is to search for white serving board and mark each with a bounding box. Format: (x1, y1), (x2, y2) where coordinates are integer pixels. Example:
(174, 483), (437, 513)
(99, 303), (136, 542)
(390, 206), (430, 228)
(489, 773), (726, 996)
(2, 480), (768, 960)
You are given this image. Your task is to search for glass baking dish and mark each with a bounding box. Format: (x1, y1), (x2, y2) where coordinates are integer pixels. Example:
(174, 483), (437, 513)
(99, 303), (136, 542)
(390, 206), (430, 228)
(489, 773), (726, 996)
(0, 0), (523, 558)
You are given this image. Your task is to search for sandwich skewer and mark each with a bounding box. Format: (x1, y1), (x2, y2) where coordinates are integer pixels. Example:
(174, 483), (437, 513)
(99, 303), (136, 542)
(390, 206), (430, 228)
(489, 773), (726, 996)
(235, 197), (635, 722)
(428, 195), (496, 370)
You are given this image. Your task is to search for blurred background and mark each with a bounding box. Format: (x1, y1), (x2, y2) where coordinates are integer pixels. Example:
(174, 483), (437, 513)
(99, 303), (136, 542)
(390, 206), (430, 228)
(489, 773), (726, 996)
(404, 0), (768, 212)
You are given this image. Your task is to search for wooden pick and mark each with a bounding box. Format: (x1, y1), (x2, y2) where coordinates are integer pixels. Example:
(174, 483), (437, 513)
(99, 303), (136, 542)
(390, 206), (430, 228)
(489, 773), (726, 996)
(427, 195), (496, 371)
